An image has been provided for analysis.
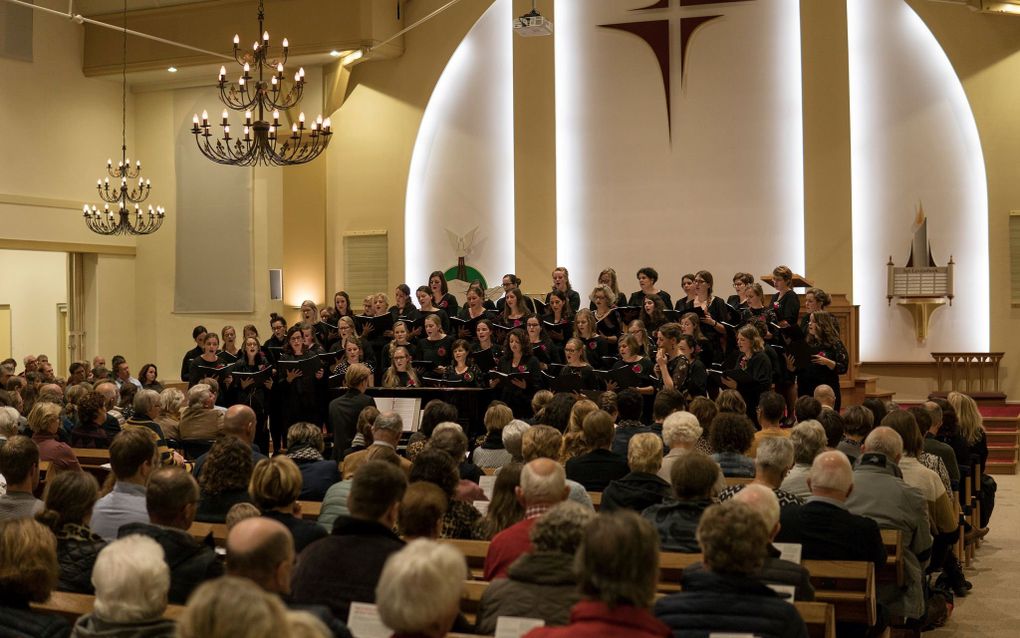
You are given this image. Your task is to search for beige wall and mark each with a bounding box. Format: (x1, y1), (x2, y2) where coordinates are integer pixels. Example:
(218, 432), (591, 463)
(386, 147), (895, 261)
(0, 250), (67, 368)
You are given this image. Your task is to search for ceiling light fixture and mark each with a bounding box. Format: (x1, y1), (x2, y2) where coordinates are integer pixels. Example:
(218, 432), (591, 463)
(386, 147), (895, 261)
(329, 49), (342, 57)
(191, 0), (332, 166)
(167, 66), (178, 72)
(83, 0), (165, 236)
(341, 49), (364, 66)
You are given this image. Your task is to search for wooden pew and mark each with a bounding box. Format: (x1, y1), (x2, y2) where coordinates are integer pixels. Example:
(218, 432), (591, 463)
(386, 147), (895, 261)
(724, 476), (754, 487)
(70, 448), (111, 465)
(803, 559), (877, 627)
(588, 491), (601, 510)
(33, 591), (184, 623)
(879, 528), (904, 586)
(299, 500), (322, 520)
(190, 521), (228, 547)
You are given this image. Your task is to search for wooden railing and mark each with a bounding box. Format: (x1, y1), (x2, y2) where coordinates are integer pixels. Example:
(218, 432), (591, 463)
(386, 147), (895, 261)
(930, 352), (1004, 395)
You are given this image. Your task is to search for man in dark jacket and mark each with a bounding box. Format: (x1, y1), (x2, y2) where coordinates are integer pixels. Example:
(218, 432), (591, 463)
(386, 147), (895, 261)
(641, 452), (717, 553)
(610, 389), (652, 456)
(327, 364), (375, 460)
(654, 500), (809, 638)
(117, 467), (223, 604)
(602, 433), (671, 513)
(564, 410), (629, 492)
(227, 517), (352, 638)
(290, 460), (406, 621)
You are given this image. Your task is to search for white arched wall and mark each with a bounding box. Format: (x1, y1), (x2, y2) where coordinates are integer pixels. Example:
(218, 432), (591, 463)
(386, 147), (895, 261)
(848, 0), (989, 360)
(555, 0), (804, 295)
(404, 0), (515, 289)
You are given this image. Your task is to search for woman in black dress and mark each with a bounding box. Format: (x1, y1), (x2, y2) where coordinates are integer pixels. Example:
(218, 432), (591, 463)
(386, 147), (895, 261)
(590, 267), (628, 309)
(188, 332), (225, 387)
(491, 328), (541, 417)
(228, 337), (273, 453)
(679, 312), (717, 371)
(558, 337), (599, 390)
(675, 273), (697, 312)
(500, 287), (531, 330)
(526, 314), (560, 370)
(676, 335), (708, 399)
(472, 319), (502, 372)
(790, 311), (848, 410)
(417, 313), (454, 374)
(429, 271), (459, 314)
(691, 270), (730, 352)
(332, 336), (376, 386)
(263, 314), (288, 363)
(543, 289), (575, 346)
(626, 319), (654, 359)
(381, 346), (421, 388)
(382, 321), (420, 370)
(333, 291), (355, 320)
(572, 309), (609, 370)
(770, 265), (801, 414)
(639, 292), (668, 340)
(800, 287), (832, 335)
(720, 325), (772, 425)
(390, 284), (422, 324)
(610, 334), (656, 396)
(589, 285), (621, 344)
(740, 283), (777, 341)
(276, 325), (324, 443)
(628, 266), (672, 310)
(726, 272), (755, 312)
(416, 285), (450, 334)
(444, 339), (485, 387)
(545, 266), (581, 312)
(456, 285), (490, 339)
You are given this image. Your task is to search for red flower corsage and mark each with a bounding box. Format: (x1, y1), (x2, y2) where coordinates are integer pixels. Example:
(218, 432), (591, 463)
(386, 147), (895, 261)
(772, 301), (780, 310)
(437, 347), (446, 357)
(588, 342), (596, 350)
(440, 300), (448, 308)
(465, 372), (474, 382)
(517, 365), (526, 373)
(631, 364), (642, 373)
(408, 380), (416, 387)
(739, 356), (749, 370)
(540, 344), (547, 351)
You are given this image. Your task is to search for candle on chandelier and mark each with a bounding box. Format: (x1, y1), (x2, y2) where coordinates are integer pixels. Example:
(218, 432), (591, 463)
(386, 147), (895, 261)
(106, 158), (112, 169)
(276, 62), (283, 75)
(239, 77), (246, 87)
(323, 117), (331, 131)
(193, 114), (200, 127)
(271, 76), (278, 87)
(282, 38), (289, 49)
(245, 110), (253, 125)
(224, 125), (231, 138)
(233, 34), (240, 46)
(222, 110), (229, 125)
(273, 110), (280, 126)
(219, 66), (226, 81)
(243, 62), (251, 75)
(201, 110), (209, 125)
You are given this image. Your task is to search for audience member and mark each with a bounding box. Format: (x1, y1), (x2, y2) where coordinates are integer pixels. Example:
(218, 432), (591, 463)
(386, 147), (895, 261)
(731, 485), (813, 600)
(154, 388), (186, 443)
(71, 391), (112, 449)
(123, 388), (180, 467)
(0, 518), (70, 637)
(195, 437), (254, 524)
(719, 436), (801, 508)
(793, 396), (822, 423)
(650, 389), (687, 442)
(225, 517), (352, 638)
(641, 452), (718, 552)
(191, 404), (266, 479)
(37, 470), (105, 594)
(28, 401), (82, 473)
(71, 535), (175, 638)
(328, 364), (375, 460)
(118, 467), (224, 604)
(430, 424), (483, 485)
(398, 481), (449, 540)
(250, 455), (327, 553)
(910, 405), (958, 490)
(558, 399), (599, 463)
(837, 405), (873, 463)
(285, 422), (340, 501)
(472, 402), (514, 469)
(715, 389), (746, 416)
(779, 420), (826, 500)
(484, 458), (569, 580)
(473, 463), (523, 540)
(501, 419), (530, 465)
(0, 435), (43, 520)
(602, 433), (671, 513)
(565, 410), (629, 491)
(816, 407), (846, 449)
(846, 427), (933, 621)
(611, 389), (652, 456)
(525, 511), (671, 638)
(376, 540), (468, 638)
(406, 400), (458, 460)
(476, 501), (594, 634)
(176, 576), (290, 638)
(341, 411), (411, 479)
(317, 445), (401, 531)
(91, 429), (157, 540)
(409, 448), (482, 539)
(813, 384), (836, 410)
(291, 460), (407, 621)
(177, 384), (223, 441)
(654, 500), (808, 638)
(709, 412), (755, 478)
(225, 502), (261, 530)
(749, 391), (789, 458)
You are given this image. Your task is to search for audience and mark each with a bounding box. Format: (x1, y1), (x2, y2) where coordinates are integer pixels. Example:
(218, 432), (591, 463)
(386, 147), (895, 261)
(191, 404), (266, 479)
(501, 419), (530, 465)
(837, 405), (873, 463)
(195, 437), (254, 524)
(525, 511), (671, 638)
(291, 460), (407, 621)
(250, 455), (327, 553)
(611, 389), (652, 456)
(409, 448), (482, 539)
(71, 535), (175, 638)
(284, 422), (340, 501)
(29, 401), (82, 473)
(225, 517), (352, 638)
(718, 436), (801, 508)
(779, 420), (827, 500)
(472, 402), (514, 469)
(794, 396), (822, 424)
(123, 389), (179, 467)
(118, 467), (223, 604)
(654, 500), (809, 638)
(91, 429), (157, 540)
(846, 427), (932, 621)
(564, 410), (629, 491)
(709, 412), (755, 478)
(731, 485), (814, 600)
(340, 411), (411, 479)
(37, 470), (106, 594)
(483, 457), (569, 580)
(318, 445), (402, 531)
(521, 425), (593, 509)
(920, 401), (960, 486)
(397, 481), (449, 540)
(0, 518), (70, 637)
(177, 384), (223, 442)
(476, 501), (594, 634)
(431, 424), (483, 485)
(376, 540), (468, 638)
(472, 463), (524, 540)
(658, 411), (700, 480)
(71, 392), (112, 449)
(813, 384), (836, 410)
(642, 452), (718, 552)
(176, 576), (290, 638)
(602, 433), (671, 513)
(749, 391), (789, 458)
(0, 435), (43, 520)
(154, 388), (185, 442)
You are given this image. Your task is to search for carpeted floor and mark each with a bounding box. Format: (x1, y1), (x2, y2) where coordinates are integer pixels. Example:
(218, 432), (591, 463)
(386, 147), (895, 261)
(929, 473), (1019, 637)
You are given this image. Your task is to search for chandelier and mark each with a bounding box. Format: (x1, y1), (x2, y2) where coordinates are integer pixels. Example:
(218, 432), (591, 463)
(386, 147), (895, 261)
(192, 0), (332, 166)
(83, 0), (165, 236)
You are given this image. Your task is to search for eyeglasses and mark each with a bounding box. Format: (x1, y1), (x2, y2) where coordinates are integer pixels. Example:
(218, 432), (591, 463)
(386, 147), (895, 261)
(393, 355), (408, 361)
(694, 278), (706, 284)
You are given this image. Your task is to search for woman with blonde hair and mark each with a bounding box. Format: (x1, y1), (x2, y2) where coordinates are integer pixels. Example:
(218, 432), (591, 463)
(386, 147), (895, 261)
(29, 401), (82, 473)
(948, 391), (994, 529)
(0, 518), (68, 636)
(250, 455), (327, 553)
(546, 266), (581, 312)
(559, 398), (599, 463)
(720, 324), (772, 424)
(592, 268), (627, 308)
(154, 387), (185, 442)
(382, 345), (421, 388)
(177, 577), (290, 638)
(472, 403), (515, 469)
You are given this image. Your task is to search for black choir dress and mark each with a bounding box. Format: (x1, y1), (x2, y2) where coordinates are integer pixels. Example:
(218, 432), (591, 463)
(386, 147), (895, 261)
(795, 339), (849, 410)
(628, 290), (673, 311)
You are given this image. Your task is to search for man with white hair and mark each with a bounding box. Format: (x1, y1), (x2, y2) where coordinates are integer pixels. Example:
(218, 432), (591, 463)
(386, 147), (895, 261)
(719, 436), (801, 508)
(778, 420), (827, 500)
(340, 411), (411, 479)
(376, 540), (468, 638)
(483, 457), (569, 580)
(846, 427), (932, 621)
(177, 383), (223, 441)
(501, 419), (530, 465)
(774, 450), (887, 568)
(71, 535), (176, 637)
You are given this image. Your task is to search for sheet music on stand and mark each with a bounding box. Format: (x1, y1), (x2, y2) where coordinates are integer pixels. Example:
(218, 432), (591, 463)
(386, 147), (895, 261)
(373, 397), (422, 432)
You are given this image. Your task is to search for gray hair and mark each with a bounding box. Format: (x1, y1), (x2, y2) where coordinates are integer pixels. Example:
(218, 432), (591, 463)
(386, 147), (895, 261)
(662, 411), (702, 447)
(755, 437), (794, 474)
(790, 420), (827, 465)
(520, 458), (567, 505)
(0, 406), (19, 438)
(502, 420), (531, 461)
(809, 450), (853, 493)
(0, 363), (14, 375)
(132, 389), (160, 416)
(576, 511), (660, 608)
(92, 535), (170, 623)
(286, 422), (324, 452)
(864, 425), (903, 460)
(376, 539), (467, 634)
(432, 421), (463, 437)
(158, 387), (185, 416)
(732, 483), (780, 530)
(187, 384), (212, 409)
(373, 411), (404, 435)
(530, 501), (595, 553)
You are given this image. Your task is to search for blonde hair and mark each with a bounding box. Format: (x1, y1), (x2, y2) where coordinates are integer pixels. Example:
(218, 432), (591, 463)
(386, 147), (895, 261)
(249, 456), (303, 510)
(484, 403), (514, 433)
(560, 399), (599, 462)
(628, 432), (664, 474)
(0, 518), (58, 603)
(376, 540), (468, 634)
(27, 401), (61, 435)
(344, 363), (372, 389)
(177, 576), (290, 638)
(948, 391), (985, 445)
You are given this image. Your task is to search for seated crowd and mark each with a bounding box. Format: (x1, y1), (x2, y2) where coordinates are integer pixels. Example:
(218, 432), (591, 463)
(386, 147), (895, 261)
(0, 271), (997, 637)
